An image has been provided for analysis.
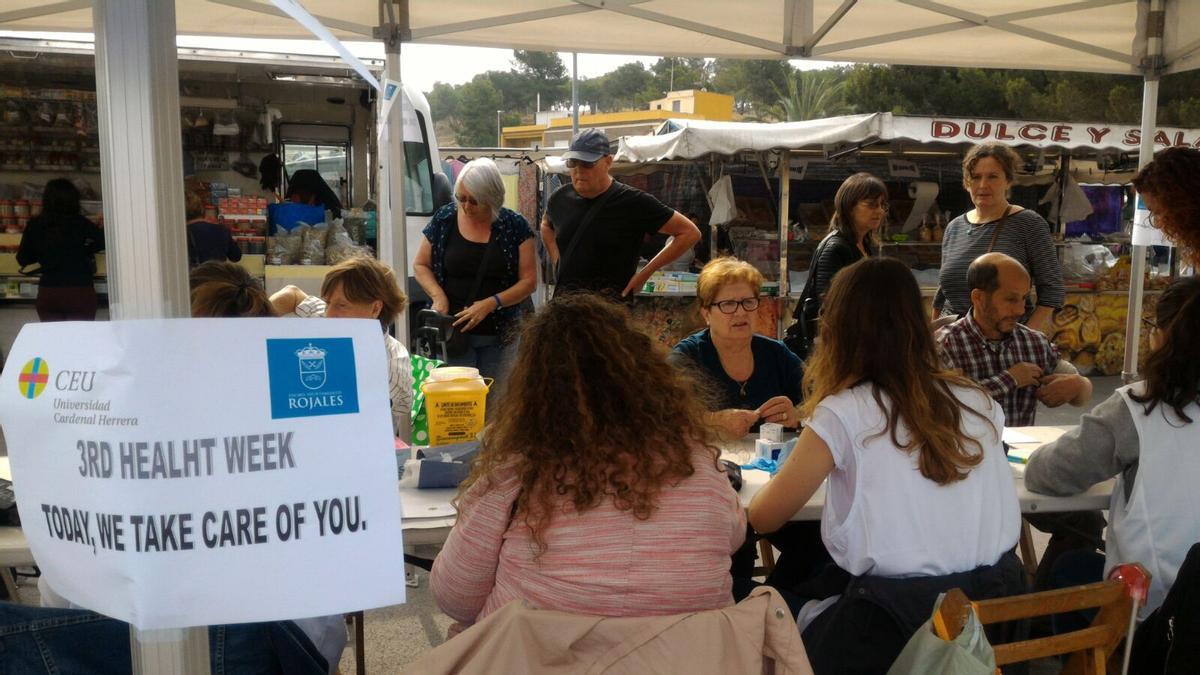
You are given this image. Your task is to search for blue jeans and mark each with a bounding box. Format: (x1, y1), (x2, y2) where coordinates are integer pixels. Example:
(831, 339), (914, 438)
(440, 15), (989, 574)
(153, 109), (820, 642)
(445, 334), (507, 379)
(0, 602), (328, 674)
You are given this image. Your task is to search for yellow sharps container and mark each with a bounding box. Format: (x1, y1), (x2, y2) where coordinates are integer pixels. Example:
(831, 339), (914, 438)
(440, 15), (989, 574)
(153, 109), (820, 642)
(420, 366), (491, 446)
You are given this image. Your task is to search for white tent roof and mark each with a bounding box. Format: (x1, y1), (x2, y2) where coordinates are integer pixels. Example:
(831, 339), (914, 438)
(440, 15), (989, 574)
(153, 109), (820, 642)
(2, 1), (1198, 76)
(616, 113), (1200, 161)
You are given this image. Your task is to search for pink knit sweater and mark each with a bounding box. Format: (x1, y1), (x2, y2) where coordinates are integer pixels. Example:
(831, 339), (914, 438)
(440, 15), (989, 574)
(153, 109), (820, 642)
(431, 452), (746, 625)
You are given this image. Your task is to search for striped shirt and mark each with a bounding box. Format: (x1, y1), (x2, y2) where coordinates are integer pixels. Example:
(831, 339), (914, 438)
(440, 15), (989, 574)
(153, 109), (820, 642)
(935, 208), (1064, 317)
(936, 311), (1059, 426)
(431, 453), (746, 626)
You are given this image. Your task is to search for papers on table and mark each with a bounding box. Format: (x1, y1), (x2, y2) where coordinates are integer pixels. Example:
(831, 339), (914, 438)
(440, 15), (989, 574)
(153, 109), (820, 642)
(1002, 428), (1040, 445)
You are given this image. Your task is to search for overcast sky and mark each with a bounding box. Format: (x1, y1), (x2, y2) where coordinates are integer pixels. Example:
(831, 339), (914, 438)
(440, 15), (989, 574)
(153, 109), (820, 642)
(2, 31), (841, 94)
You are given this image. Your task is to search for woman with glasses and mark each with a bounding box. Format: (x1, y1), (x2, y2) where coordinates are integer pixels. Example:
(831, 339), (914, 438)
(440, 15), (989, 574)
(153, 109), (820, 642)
(1026, 275), (1200, 624)
(935, 142), (1064, 333)
(413, 157), (536, 381)
(790, 172), (888, 358)
(672, 257), (803, 438)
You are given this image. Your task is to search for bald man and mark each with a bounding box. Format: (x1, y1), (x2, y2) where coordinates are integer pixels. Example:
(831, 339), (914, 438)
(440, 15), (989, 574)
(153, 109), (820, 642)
(937, 252), (1091, 427)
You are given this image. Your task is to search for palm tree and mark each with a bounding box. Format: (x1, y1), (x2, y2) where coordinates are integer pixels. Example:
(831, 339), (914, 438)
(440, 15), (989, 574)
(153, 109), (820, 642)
(759, 70), (850, 122)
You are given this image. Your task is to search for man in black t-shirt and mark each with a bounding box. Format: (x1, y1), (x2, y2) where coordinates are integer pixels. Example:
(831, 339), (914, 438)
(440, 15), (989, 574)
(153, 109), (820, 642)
(541, 129), (700, 297)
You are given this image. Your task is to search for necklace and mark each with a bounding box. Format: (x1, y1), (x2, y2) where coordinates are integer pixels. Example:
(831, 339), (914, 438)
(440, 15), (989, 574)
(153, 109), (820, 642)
(736, 378), (749, 397)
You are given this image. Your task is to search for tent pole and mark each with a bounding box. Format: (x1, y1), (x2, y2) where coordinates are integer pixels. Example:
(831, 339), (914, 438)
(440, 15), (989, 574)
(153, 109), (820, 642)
(378, 2), (411, 361)
(92, 0), (204, 669)
(572, 52), (579, 134)
(1121, 0), (1165, 384)
(93, 0), (189, 322)
(778, 149), (791, 339)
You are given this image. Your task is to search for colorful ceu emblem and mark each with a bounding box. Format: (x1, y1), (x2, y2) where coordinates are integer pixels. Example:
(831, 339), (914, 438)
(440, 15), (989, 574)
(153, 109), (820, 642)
(296, 344), (327, 390)
(18, 357), (49, 399)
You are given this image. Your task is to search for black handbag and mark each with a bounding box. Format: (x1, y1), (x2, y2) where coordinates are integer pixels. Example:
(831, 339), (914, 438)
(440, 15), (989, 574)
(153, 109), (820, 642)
(785, 233), (835, 361)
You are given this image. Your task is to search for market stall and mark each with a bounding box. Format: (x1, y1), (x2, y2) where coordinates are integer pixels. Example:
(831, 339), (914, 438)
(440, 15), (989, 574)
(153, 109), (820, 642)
(607, 113), (1192, 365)
(0, 41), (443, 354)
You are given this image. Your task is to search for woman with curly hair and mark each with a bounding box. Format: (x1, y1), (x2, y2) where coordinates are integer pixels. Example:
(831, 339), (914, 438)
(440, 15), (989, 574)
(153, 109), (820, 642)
(430, 293), (746, 628)
(1027, 275), (1200, 620)
(749, 258), (1023, 673)
(1132, 146), (1200, 264)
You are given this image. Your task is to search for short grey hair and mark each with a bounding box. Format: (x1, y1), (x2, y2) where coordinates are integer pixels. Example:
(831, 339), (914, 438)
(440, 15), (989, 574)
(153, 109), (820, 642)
(454, 157), (505, 222)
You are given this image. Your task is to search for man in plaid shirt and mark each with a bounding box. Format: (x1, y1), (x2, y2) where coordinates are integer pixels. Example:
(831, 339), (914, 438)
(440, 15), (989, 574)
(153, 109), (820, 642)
(937, 252), (1095, 592)
(936, 253), (1090, 426)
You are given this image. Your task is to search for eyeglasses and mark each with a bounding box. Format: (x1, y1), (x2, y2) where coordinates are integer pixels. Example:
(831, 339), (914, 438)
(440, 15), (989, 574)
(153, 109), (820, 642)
(709, 297), (761, 314)
(858, 200), (889, 212)
(1142, 316), (1157, 331)
(454, 193), (479, 206)
(565, 158), (598, 169)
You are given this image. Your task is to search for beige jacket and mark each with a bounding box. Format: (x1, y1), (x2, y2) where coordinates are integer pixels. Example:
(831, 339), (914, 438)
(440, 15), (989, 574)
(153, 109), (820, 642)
(405, 586), (813, 674)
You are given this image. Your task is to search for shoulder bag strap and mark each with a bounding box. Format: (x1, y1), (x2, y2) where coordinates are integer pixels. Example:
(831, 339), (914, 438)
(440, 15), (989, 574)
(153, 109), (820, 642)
(986, 209), (1013, 253)
(555, 181), (623, 285)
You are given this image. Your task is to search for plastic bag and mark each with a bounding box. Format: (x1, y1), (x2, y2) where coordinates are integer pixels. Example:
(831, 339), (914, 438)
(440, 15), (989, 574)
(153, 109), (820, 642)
(324, 219), (370, 265)
(300, 224), (327, 265)
(1060, 244), (1117, 283)
(268, 226), (305, 264)
(886, 592), (995, 674)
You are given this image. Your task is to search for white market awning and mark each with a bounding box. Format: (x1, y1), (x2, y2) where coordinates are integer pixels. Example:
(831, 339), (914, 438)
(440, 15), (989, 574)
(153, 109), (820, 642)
(617, 113), (1200, 161)
(2, 1), (1199, 76)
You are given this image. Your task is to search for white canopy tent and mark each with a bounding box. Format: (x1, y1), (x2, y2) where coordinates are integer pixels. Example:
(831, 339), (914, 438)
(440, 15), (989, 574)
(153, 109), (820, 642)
(2, 0), (1198, 670)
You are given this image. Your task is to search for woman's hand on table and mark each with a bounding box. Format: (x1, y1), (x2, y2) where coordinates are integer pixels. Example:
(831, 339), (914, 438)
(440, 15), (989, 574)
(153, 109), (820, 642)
(453, 298), (496, 332)
(713, 409), (759, 437)
(757, 396), (800, 428)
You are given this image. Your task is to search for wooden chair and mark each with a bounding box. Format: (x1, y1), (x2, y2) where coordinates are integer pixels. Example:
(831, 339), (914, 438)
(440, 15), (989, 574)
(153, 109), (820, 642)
(933, 563), (1150, 675)
(753, 539), (776, 577)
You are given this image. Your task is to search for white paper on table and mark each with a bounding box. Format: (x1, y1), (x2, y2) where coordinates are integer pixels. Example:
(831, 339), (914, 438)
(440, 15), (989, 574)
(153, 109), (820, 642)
(1002, 428), (1040, 445)
(0, 319), (406, 630)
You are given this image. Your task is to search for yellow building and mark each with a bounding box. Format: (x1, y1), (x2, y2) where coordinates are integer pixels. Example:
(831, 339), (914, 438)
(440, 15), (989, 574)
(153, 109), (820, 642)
(647, 89), (735, 119)
(501, 89), (734, 149)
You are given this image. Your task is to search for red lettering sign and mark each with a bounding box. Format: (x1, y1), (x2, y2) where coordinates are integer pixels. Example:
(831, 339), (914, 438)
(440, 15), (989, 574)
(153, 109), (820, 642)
(1019, 124), (1047, 141)
(1051, 125), (1071, 142)
(1123, 129), (1140, 146)
(995, 123), (1015, 141)
(964, 121), (991, 139)
(1087, 127), (1111, 144)
(932, 120), (960, 139)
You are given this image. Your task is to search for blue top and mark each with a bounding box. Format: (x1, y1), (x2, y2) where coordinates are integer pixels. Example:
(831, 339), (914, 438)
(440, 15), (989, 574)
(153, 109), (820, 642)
(671, 329), (804, 413)
(422, 202), (534, 338)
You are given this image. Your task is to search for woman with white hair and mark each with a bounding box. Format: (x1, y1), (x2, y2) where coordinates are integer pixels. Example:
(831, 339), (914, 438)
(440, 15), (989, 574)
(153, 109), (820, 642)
(413, 157), (536, 380)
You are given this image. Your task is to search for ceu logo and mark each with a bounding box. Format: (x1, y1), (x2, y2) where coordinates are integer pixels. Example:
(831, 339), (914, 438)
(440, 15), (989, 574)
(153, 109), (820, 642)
(266, 338), (359, 420)
(18, 357), (50, 399)
(297, 344), (327, 390)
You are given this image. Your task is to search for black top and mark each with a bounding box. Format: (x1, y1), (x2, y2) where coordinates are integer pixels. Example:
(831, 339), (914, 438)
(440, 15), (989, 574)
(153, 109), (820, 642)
(811, 231), (869, 300)
(186, 220), (242, 266)
(546, 181), (674, 296)
(443, 223), (506, 336)
(16, 213), (104, 288)
(671, 329), (804, 415)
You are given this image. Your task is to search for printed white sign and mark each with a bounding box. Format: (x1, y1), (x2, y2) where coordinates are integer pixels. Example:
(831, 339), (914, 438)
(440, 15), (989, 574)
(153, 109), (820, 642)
(0, 319), (406, 629)
(1132, 194), (1172, 247)
(888, 158), (921, 178)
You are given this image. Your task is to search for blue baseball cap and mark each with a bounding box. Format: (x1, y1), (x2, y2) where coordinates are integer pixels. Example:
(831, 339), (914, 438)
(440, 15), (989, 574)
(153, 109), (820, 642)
(562, 128), (611, 163)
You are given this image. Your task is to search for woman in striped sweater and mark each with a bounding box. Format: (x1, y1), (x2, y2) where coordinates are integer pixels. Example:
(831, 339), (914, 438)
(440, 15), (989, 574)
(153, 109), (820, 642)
(431, 293), (746, 629)
(935, 142), (1064, 333)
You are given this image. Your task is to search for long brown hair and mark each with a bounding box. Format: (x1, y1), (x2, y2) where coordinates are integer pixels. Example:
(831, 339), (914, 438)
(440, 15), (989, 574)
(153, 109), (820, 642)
(1132, 147), (1200, 265)
(829, 172), (887, 248)
(1130, 275), (1200, 423)
(802, 257), (993, 484)
(457, 293), (720, 553)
